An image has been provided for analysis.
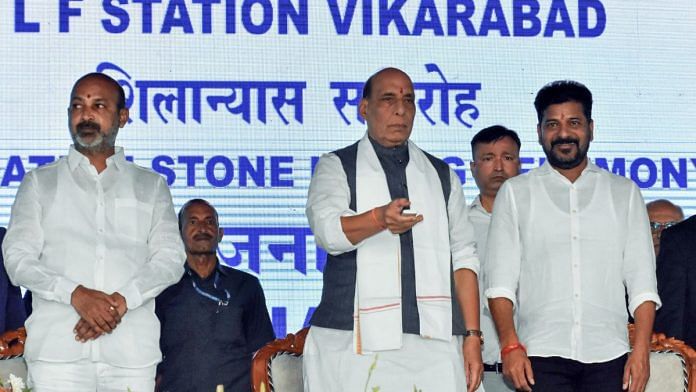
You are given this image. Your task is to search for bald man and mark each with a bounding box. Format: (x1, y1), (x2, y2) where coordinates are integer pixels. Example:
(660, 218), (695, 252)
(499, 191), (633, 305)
(305, 68), (483, 391)
(646, 199), (684, 256)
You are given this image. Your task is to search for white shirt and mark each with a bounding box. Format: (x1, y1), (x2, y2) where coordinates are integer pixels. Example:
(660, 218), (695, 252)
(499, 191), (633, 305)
(484, 161), (660, 363)
(2, 146), (185, 367)
(468, 195), (502, 365)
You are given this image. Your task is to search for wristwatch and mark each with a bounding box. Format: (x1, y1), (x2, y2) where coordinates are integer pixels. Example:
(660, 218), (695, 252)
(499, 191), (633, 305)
(464, 329), (484, 344)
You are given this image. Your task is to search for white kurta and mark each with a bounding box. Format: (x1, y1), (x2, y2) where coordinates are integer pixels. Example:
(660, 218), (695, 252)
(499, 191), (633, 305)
(3, 146), (186, 368)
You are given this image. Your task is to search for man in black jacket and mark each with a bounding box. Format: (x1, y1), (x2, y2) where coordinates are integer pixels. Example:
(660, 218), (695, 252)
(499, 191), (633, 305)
(654, 215), (696, 347)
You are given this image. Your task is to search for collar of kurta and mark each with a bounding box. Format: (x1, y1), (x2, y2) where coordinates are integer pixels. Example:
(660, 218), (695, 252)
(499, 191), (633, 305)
(537, 158), (601, 179)
(67, 145), (127, 172)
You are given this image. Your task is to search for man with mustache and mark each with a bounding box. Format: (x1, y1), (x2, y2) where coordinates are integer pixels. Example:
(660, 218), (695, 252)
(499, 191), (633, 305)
(155, 199), (274, 392)
(2, 73), (186, 390)
(485, 81), (659, 392)
(468, 125), (521, 391)
(304, 68), (483, 391)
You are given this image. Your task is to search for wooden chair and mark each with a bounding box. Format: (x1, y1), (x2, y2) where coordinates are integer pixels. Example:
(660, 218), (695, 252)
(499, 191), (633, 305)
(251, 327), (308, 392)
(251, 325), (696, 391)
(629, 324), (696, 392)
(0, 327), (27, 381)
(0, 328), (24, 359)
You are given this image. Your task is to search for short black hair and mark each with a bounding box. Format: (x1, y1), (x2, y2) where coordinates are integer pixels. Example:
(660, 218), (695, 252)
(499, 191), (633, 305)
(534, 80), (592, 123)
(71, 72), (126, 110)
(178, 199), (219, 232)
(471, 125), (521, 159)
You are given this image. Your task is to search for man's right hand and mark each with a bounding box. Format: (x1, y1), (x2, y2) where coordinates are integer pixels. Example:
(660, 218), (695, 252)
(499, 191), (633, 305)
(502, 348), (535, 391)
(381, 198), (423, 234)
(70, 285), (122, 334)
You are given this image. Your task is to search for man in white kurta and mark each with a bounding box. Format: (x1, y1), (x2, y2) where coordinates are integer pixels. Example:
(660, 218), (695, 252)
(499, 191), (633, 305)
(468, 125), (521, 392)
(2, 73), (185, 391)
(485, 81), (660, 392)
(304, 68), (483, 392)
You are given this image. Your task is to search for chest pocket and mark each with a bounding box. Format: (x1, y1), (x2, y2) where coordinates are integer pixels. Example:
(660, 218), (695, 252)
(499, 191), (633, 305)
(114, 198), (153, 241)
(213, 306), (247, 350)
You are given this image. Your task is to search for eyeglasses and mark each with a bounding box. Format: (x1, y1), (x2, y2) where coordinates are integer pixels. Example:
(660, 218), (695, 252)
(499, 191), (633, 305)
(650, 221), (678, 232)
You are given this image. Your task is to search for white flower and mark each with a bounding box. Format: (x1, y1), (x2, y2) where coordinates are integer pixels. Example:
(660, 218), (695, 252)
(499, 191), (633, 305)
(7, 374), (25, 392)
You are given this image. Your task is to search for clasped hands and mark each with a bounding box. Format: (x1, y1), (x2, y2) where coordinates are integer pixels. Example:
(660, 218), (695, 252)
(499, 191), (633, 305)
(70, 285), (127, 342)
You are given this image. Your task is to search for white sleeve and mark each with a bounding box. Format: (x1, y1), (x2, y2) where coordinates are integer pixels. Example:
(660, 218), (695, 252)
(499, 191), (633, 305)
(447, 169), (480, 274)
(484, 181), (521, 308)
(116, 176), (185, 309)
(623, 183), (661, 315)
(2, 171), (79, 304)
(305, 153), (357, 255)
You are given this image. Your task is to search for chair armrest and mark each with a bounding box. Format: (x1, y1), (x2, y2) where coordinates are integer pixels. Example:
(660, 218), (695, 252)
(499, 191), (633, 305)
(629, 324), (696, 392)
(252, 327), (309, 392)
(0, 328), (25, 359)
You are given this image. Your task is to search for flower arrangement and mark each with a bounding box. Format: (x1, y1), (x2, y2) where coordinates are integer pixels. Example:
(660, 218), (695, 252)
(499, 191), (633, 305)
(0, 374), (30, 392)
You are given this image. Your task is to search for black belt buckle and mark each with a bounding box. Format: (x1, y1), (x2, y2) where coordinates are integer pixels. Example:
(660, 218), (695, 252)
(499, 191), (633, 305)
(483, 362), (503, 373)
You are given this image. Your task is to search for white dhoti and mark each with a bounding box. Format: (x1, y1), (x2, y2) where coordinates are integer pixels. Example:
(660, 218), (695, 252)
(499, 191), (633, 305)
(27, 360), (156, 392)
(303, 326), (483, 392)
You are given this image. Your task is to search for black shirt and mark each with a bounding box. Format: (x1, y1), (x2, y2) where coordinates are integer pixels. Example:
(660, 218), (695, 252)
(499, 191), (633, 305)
(156, 261), (275, 392)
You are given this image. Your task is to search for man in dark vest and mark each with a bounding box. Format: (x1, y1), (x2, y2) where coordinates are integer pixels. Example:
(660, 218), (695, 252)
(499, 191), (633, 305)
(304, 67), (483, 391)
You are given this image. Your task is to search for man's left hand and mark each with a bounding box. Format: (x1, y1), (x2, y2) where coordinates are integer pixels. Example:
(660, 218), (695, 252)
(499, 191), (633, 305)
(463, 337), (483, 392)
(623, 346), (650, 392)
(73, 318), (104, 342)
(73, 303), (120, 342)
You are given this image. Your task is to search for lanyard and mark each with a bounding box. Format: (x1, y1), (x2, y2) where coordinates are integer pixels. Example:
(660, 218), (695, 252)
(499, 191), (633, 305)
(188, 269), (231, 310)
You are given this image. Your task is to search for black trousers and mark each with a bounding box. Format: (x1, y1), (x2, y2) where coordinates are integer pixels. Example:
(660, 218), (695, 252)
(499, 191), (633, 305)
(527, 354), (628, 392)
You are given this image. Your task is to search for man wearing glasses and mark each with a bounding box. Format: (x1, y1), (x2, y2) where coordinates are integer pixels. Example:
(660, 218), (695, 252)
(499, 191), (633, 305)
(646, 199), (684, 256)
